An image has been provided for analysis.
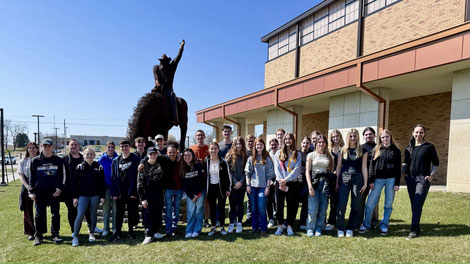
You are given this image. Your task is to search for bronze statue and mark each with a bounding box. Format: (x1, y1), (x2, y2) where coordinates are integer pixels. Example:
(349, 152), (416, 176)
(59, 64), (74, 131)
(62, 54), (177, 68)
(127, 40), (188, 151)
(153, 39), (185, 126)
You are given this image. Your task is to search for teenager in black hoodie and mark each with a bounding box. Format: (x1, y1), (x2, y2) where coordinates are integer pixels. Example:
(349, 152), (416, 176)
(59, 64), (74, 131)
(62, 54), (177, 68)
(359, 129), (401, 236)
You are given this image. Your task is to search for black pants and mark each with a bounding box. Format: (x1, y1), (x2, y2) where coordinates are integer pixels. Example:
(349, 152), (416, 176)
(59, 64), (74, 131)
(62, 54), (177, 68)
(266, 184), (277, 221)
(21, 189), (35, 236)
(64, 197), (92, 233)
(299, 183), (308, 226)
(115, 195), (140, 235)
(327, 188), (338, 225)
(207, 184), (226, 227)
(275, 181), (300, 227)
(34, 189), (60, 238)
(405, 176), (431, 232)
(229, 187), (245, 223)
(143, 189), (164, 237)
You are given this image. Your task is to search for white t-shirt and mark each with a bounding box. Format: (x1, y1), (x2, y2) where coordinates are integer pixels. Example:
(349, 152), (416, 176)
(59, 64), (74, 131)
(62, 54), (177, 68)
(209, 160), (220, 184)
(307, 151), (330, 173)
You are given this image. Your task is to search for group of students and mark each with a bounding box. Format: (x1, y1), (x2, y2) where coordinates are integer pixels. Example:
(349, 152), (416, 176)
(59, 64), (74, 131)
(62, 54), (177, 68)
(17, 123), (439, 246)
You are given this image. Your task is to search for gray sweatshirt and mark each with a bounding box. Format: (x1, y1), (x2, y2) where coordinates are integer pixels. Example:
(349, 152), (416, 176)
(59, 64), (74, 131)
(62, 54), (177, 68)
(245, 154), (275, 188)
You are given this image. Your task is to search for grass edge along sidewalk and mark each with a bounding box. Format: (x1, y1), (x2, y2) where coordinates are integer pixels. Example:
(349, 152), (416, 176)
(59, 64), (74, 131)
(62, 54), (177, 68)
(0, 180), (469, 263)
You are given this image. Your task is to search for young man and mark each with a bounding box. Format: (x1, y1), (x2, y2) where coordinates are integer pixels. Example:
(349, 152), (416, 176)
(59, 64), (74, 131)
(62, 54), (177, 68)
(155, 134), (167, 155)
(110, 139), (141, 241)
(275, 128), (285, 148)
(62, 139), (97, 234)
(98, 141), (118, 237)
(134, 137), (147, 160)
(190, 130), (209, 161)
(245, 134), (255, 157)
(218, 125), (233, 158)
(361, 127), (379, 229)
(29, 139), (64, 246)
(310, 130), (321, 151)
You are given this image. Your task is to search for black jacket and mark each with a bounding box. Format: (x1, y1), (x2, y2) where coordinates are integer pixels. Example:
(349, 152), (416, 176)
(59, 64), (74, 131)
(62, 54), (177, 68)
(369, 145), (401, 186)
(182, 162), (205, 199)
(73, 161), (106, 198)
(137, 159), (165, 201)
(62, 153), (84, 197)
(205, 157), (232, 198)
(29, 152), (64, 194)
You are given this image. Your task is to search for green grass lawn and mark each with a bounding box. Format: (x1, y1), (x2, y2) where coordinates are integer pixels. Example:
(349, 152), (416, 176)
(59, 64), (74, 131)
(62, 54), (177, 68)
(1, 180), (469, 263)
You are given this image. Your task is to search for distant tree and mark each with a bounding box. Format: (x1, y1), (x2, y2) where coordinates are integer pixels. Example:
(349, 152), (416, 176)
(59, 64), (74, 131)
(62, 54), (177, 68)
(205, 132), (215, 145)
(9, 122), (28, 150)
(15, 133), (29, 148)
(3, 119), (12, 150)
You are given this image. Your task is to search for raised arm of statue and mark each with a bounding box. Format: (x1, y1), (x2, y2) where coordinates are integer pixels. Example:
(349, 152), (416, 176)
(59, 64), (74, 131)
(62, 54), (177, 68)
(153, 64), (160, 87)
(173, 39), (185, 65)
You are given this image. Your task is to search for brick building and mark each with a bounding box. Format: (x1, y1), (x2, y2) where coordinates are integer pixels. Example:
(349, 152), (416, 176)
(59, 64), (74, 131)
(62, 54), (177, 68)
(196, 0), (470, 192)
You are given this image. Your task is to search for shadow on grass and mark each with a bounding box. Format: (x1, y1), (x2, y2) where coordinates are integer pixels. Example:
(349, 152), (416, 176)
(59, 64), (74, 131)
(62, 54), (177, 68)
(354, 223), (470, 239)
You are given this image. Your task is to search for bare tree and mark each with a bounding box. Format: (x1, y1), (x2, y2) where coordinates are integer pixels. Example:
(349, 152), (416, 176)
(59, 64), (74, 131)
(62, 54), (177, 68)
(9, 122), (28, 150)
(3, 119), (11, 150)
(205, 132), (215, 145)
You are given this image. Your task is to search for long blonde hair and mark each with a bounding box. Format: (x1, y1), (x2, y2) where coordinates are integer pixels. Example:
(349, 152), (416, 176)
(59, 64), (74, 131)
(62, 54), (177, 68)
(328, 129), (344, 153)
(316, 134), (334, 172)
(373, 129), (399, 160)
(279, 133), (298, 162)
(342, 128), (362, 159)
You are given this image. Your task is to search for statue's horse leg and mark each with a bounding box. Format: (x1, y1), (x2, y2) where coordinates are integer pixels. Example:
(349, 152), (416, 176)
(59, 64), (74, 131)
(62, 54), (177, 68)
(177, 98), (188, 152)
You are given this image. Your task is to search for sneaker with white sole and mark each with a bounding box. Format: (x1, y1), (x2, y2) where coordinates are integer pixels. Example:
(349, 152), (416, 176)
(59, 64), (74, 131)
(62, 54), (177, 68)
(220, 228), (228, 235)
(324, 224), (335, 231)
(94, 227), (103, 234)
(185, 233), (192, 238)
(300, 225), (307, 230)
(227, 224), (234, 233)
(358, 226), (369, 234)
(101, 229), (109, 237)
(71, 237), (79, 247)
(275, 225), (285, 236)
(346, 229), (353, 237)
(380, 227), (388, 236)
(337, 230), (345, 238)
(306, 230), (314, 237)
(191, 232), (199, 238)
(286, 226), (294, 236)
(236, 223), (243, 233)
(89, 233), (96, 242)
(142, 236), (152, 245)
(153, 233), (164, 239)
(267, 219), (275, 228)
(315, 230), (322, 237)
(208, 227), (217, 236)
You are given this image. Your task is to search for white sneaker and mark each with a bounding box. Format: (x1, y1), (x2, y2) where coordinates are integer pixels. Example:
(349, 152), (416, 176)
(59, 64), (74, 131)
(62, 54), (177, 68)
(153, 233), (164, 239)
(220, 228), (227, 235)
(208, 227), (217, 236)
(306, 230), (314, 237)
(267, 219), (275, 228)
(185, 233), (192, 238)
(346, 229), (353, 238)
(236, 223), (243, 233)
(94, 227), (103, 234)
(142, 236), (152, 245)
(315, 230), (322, 237)
(286, 226), (294, 236)
(101, 230), (109, 237)
(337, 230), (345, 238)
(89, 233), (96, 242)
(191, 232), (199, 238)
(72, 237), (79, 247)
(324, 224), (335, 231)
(275, 225), (285, 236)
(227, 224), (234, 233)
(216, 220), (220, 227)
(300, 225), (307, 230)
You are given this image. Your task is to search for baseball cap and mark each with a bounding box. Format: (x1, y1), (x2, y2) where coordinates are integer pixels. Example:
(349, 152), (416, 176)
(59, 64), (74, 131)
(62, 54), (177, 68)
(41, 138), (54, 145)
(155, 134), (164, 140)
(147, 147), (158, 154)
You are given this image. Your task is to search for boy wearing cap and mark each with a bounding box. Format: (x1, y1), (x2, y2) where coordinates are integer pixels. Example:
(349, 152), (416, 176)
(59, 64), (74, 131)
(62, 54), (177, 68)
(29, 139), (65, 246)
(155, 134), (167, 155)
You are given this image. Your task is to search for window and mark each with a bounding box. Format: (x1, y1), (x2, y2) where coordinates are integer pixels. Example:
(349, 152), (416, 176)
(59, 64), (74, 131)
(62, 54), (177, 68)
(268, 36), (278, 61)
(314, 8), (329, 39)
(301, 15), (314, 45)
(90, 140), (95, 145)
(288, 26), (297, 51)
(268, 26), (297, 60)
(328, 0), (345, 32)
(365, 0), (386, 14)
(84, 140), (88, 145)
(345, 0), (359, 24)
(97, 140), (101, 145)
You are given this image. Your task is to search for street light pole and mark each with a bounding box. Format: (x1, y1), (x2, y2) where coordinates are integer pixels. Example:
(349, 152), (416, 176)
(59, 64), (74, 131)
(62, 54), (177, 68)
(1, 108), (7, 186)
(32, 114), (44, 144)
(53, 127), (60, 153)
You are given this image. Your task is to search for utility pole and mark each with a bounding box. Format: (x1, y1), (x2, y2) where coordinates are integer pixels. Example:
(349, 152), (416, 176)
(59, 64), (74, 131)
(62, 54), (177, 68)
(53, 127), (60, 153)
(33, 132), (37, 143)
(1, 108), (7, 186)
(32, 114), (44, 144)
(63, 119), (67, 155)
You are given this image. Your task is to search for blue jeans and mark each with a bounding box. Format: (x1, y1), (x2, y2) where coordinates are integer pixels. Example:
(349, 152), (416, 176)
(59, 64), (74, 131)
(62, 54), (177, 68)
(73, 196), (100, 238)
(186, 191), (206, 234)
(249, 187), (267, 231)
(337, 177), (363, 231)
(307, 179), (329, 232)
(102, 187), (116, 233)
(165, 189), (183, 234)
(363, 178), (395, 229)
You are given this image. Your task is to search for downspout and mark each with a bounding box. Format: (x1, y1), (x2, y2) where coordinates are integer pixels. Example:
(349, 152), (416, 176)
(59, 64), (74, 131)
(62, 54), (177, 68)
(203, 112), (219, 142)
(356, 0), (364, 57)
(356, 62), (386, 132)
(295, 22), (301, 78)
(222, 105), (241, 136)
(274, 88), (298, 140)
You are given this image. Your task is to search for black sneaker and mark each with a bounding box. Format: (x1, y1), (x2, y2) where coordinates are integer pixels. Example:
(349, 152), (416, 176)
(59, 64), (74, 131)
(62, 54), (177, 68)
(204, 220), (211, 228)
(109, 233), (121, 242)
(128, 231), (136, 240)
(51, 235), (63, 245)
(164, 233), (173, 238)
(33, 237), (42, 246)
(407, 231), (417, 240)
(28, 235), (35, 241)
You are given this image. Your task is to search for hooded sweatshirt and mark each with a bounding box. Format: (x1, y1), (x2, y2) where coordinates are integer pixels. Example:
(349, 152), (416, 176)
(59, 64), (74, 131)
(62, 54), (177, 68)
(98, 151), (118, 187)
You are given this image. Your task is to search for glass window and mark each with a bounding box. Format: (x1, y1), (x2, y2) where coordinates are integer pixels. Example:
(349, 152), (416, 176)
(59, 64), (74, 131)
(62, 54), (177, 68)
(301, 15), (314, 45)
(345, 0), (359, 24)
(365, 0), (386, 14)
(268, 36), (278, 60)
(288, 25), (297, 51)
(278, 30), (289, 56)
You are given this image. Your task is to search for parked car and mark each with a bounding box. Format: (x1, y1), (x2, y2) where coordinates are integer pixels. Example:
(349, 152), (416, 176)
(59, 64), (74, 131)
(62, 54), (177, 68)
(0, 156), (16, 165)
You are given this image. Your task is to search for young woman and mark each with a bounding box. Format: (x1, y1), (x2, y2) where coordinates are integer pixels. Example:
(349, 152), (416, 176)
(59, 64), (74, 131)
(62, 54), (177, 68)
(18, 142), (39, 240)
(225, 136), (248, 233)
(273, 133), (302, 236)
(335, 128), (368, 238)
(403, 124), (439, 239)
(205, 142), (232, 236)
(306, 134), (334, 237)
(325, 130), (344, 231)
(359, 129), (401, 236)
(298, 136), (312, 230)
(267, 138), (279, 228)
(138, 147), (166, 245)
(71, 148), (105, 247)
(245, 138), (274, 236)
(181, 148), (206, 238)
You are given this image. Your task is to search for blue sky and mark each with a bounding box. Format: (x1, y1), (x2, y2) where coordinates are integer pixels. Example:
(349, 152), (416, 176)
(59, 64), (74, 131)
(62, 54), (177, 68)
(0, 0), (321, 142)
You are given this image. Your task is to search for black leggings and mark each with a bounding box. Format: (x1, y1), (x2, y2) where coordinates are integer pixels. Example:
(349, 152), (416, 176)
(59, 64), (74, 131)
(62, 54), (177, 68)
(207, 183), (227, 227)
(275, 181), (301, 227)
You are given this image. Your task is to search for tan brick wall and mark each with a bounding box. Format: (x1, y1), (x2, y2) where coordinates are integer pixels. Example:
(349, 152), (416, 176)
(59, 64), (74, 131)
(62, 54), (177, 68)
(388, 92), (451, 185)
(301, 111), (330, 138)
(300, 22), (357, 77)
(264, 51), (296, 88)
(363, 0), (466, 55)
